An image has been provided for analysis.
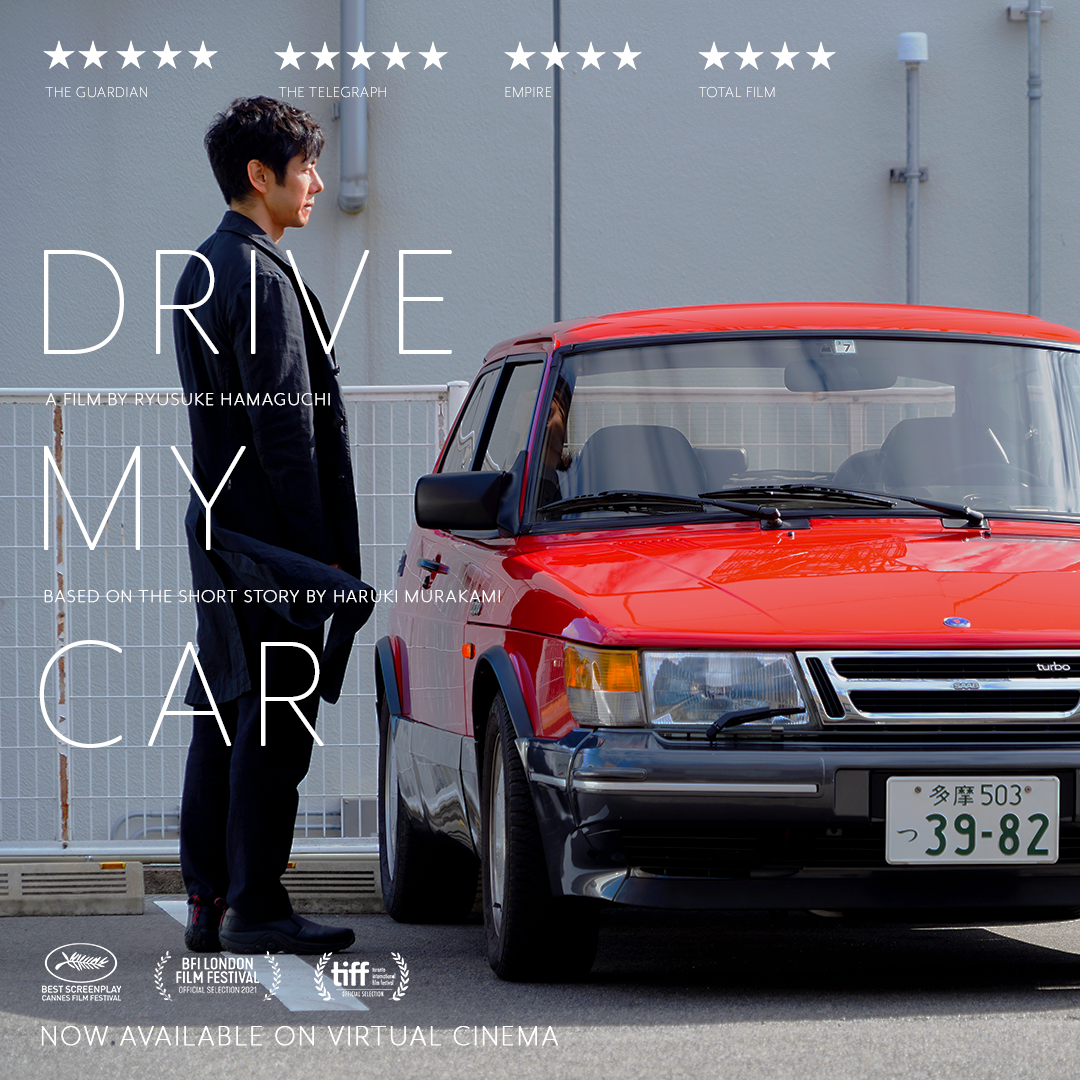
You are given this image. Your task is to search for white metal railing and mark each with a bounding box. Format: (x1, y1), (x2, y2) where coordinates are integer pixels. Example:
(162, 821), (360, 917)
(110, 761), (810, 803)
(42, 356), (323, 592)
(0, 383), (468, 859)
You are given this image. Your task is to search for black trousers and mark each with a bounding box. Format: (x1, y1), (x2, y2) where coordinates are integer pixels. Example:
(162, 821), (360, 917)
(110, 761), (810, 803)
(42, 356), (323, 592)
(180, 618), (324, 922)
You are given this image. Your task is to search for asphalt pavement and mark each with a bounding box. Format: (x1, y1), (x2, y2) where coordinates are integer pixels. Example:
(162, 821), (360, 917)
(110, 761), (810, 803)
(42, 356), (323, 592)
(4, 897), (1080, 1079)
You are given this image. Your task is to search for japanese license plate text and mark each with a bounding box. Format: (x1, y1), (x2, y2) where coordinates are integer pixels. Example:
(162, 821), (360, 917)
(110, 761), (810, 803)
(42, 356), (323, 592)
(885, 775), (1059, 865)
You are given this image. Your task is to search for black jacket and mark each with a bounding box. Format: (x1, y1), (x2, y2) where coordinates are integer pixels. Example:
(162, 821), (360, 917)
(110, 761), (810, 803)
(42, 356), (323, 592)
(174, 211), (372, 706)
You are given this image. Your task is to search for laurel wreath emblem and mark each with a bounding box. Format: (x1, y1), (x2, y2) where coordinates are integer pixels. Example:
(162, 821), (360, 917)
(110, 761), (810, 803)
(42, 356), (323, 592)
(154, 952), (173, 1001)
(262, 952), (281, 1001)
(390, 952), (409, 1001)
(313, 952), (335, 1001)
(53, 951), (109, 973)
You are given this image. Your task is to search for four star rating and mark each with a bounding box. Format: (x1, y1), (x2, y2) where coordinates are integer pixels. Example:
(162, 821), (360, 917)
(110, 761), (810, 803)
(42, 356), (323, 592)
(507, 41), (646, 71)
(700, 41), (834, 70)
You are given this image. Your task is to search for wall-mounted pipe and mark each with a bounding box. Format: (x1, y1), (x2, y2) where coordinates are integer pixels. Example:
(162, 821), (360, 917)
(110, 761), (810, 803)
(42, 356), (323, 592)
(1026, 5), (1043, 316)
(1008, 6), (1053, 315)
(339, 0), (368, 212)
(553, 0), (562, 321)
(898, 33), (928, 306)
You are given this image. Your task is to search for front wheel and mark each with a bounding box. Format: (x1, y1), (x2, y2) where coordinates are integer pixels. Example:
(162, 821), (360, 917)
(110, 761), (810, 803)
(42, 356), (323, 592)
(481, 691), (599, 980)
(377, 698), (478, 923)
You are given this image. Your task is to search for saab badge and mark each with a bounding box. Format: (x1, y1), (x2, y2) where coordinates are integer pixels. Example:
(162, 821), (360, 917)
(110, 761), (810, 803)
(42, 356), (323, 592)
(943, 616), (971, 628)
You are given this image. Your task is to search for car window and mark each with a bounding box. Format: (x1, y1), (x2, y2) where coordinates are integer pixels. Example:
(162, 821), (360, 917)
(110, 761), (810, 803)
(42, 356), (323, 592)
(440, 367), (498, 472)
(479, 363), (544, 472)
(531, 338), (1080, 522)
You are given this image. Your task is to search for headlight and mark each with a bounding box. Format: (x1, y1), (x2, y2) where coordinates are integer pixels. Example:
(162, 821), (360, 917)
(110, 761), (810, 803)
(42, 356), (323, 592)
(564, 645), (645, 727)
(642, 651), (809, 728)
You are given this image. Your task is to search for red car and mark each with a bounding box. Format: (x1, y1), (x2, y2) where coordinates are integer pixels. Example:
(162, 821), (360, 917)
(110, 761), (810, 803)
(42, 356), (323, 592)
(375, 302), (1080, 980)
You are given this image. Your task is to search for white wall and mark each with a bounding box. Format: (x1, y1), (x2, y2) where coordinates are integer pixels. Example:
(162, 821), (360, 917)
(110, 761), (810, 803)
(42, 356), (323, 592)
(4, 0), (1079, 390)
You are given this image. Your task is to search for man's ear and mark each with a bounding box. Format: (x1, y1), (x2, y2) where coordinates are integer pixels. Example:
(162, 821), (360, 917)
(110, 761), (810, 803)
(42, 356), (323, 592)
(246, 159), (270, 195)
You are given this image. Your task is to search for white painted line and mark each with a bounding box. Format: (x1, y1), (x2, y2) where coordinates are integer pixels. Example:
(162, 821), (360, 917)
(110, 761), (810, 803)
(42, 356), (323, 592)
(156, 900), (368, 1012)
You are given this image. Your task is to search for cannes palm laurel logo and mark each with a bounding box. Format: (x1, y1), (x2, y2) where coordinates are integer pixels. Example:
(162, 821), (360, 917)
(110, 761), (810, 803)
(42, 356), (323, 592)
(44, 943), (118, 984)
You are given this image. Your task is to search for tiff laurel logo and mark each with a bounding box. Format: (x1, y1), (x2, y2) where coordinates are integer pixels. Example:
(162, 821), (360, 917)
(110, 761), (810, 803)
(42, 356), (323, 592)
(330, 960), (370, 987)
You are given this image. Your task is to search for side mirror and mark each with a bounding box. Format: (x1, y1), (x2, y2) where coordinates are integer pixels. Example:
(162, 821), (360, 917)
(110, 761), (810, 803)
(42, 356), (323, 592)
(414, 471), (509, 531)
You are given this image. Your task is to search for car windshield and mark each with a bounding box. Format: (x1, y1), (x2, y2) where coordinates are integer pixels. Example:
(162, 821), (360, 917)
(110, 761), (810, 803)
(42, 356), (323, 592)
(530, 336), (1080, 523)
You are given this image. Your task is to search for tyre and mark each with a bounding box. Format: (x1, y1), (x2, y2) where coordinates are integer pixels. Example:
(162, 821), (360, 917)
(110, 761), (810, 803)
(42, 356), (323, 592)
(481, 691), (599, 980)
(377, 697), (479, 922)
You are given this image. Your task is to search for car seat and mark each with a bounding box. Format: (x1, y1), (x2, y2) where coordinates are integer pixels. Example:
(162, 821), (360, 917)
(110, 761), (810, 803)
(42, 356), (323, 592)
(573, 425), (708, 499)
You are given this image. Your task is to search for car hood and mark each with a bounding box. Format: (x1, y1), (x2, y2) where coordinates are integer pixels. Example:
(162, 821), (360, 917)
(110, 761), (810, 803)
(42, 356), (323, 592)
(509, 519), (1080, 648)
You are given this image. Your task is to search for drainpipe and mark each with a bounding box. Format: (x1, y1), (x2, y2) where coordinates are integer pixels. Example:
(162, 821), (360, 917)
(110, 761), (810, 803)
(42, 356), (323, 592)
(553, 0), (562, 321)
(896, 33), (927, 306)
(339, 0), (368, 212)
(1008, 6), (1052, 315)
(1009, 7), (1052, 314)
(1027, 6), (1041, 315)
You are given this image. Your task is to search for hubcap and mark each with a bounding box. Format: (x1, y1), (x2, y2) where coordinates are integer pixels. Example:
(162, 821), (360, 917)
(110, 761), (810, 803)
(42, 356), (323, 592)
(383, 728), (398, 878)
(487, 732), (507, 936)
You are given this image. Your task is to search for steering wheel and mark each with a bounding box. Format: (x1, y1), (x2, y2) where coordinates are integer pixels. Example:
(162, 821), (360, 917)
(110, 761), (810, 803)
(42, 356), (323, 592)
(931, 462), (1041, 486)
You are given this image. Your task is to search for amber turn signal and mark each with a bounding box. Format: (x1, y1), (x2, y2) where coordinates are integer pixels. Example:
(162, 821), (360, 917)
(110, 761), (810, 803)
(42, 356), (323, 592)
(563, 645), (641, 693)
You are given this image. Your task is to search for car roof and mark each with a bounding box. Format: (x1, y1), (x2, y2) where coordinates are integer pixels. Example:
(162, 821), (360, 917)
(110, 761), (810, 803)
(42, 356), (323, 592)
(483, 301), (1080, 361)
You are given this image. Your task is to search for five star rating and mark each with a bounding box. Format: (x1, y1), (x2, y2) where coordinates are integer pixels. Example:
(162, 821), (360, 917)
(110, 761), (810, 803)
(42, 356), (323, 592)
(276, 42), (447, 70)
(45, 41), (216, 69)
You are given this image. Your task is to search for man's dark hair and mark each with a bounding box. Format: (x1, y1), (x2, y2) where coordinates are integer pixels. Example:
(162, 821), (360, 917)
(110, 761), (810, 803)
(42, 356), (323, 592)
(204, 96), (325, 205)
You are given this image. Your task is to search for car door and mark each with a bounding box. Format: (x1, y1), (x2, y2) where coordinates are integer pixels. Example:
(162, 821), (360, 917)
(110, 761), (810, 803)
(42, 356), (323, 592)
(414, 359), (546, 730)
(400, 364), (501, 736)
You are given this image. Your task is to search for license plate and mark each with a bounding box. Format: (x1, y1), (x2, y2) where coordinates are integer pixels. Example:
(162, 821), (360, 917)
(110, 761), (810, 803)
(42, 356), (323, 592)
(885, 775), (1059, 865)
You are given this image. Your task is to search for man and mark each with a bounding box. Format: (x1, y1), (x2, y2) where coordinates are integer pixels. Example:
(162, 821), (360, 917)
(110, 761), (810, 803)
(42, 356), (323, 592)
(173, 97), (372, 954)
(536, 377), (573, 507)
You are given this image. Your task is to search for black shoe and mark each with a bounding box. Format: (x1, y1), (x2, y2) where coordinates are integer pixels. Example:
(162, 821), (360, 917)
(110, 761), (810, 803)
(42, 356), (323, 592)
(218, 909), (355, 955)
(184, 895), (227, 952)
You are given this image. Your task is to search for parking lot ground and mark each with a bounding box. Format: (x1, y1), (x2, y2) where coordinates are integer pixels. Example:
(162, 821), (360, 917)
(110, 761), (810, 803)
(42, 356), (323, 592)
(4, 898), (1080, 1079)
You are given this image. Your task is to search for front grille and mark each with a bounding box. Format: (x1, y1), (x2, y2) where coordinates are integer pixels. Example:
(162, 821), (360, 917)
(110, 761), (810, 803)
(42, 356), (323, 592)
(807, 656), (845, 717)
(834, 657), (1078, 680)
(850, 691), (1080, 714)
(797, 650), (1080, 726)
(618, 823), (1080, 876)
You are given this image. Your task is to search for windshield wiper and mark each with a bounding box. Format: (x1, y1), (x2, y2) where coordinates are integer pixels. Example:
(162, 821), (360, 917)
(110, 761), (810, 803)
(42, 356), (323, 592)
(538, 490), (794, 527)
(700, 484), (986, 528)
(881, 491), (986, 528)
(705, 706), (807, 740)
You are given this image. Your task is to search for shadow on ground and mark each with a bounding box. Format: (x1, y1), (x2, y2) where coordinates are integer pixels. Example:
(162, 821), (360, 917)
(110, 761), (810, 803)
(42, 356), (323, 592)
(5, 903), (1080, 1027)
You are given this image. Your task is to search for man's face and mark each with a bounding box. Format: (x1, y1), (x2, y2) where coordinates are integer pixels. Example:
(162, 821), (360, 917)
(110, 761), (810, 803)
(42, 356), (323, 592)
(543, 394), (568, 467)
(262, 152), (324, 234)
